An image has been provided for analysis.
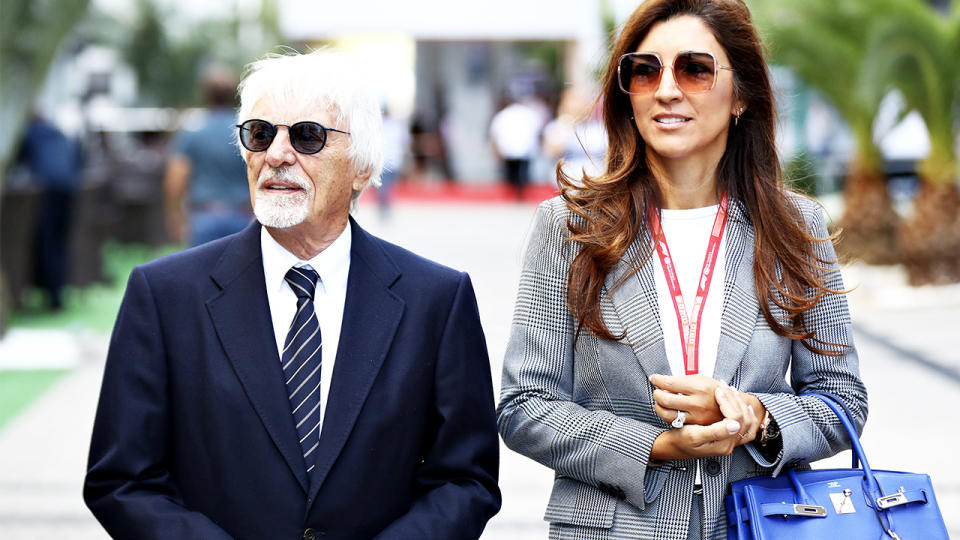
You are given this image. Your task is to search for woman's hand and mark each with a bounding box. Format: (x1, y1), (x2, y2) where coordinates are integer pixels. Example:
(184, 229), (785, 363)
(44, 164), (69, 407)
(649, 374), (725, 426)
(714, 382), (763, 446)
(650, 418), (744, 460)
(649, 374), (767, 454)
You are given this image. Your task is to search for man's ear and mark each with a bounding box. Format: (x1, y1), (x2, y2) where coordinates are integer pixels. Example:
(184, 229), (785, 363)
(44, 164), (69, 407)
(352, 168), (373, 192)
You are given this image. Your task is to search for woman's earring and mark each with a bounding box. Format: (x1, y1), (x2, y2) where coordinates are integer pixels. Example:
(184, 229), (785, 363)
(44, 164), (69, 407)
(734, 107), (743, 126)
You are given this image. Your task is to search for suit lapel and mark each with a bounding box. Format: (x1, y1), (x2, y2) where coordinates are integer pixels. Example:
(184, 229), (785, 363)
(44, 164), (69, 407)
(308, 219), (404, 501)
(712, 200), (760, 384)
(206, 222), (311, 493)
(604, 226), (671, 378)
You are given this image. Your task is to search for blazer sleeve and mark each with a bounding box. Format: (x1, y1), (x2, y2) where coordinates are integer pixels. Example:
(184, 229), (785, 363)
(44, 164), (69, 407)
(83, 267), (233, 539)
(747, 201), (869, 475)
(497, 200), (667, 510)
(374, 272), (501, 540)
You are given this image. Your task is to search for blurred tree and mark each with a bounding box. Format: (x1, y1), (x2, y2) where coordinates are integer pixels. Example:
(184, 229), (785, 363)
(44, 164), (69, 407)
(0, 0), (90, 185)
(754, 0), (900, 265)
(594, 0), (618, 81)
(864, 0), (960, 284)
(97, 0), (281, 107)
(124, 0), (199, 107)
(0, 0), (91, 334)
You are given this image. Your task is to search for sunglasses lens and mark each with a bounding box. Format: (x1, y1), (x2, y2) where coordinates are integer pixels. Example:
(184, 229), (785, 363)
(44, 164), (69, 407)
(290, 122), (326, 154)
(675, 53), (717, 93)
(240, 120), (275, 151)
(619, 54), (662, 94)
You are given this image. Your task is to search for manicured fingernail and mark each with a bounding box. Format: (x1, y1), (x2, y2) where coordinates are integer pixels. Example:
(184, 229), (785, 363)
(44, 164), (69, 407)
(726, 421), (741, 434)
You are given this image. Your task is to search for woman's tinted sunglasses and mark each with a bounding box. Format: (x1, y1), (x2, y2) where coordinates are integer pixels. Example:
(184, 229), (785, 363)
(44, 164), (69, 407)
(237, 119), (350, 155)
(617, 51), (734, 95)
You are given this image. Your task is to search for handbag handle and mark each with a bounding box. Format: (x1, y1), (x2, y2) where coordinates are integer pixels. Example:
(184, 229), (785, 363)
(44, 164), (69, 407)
(800, 392), (882, 499)
(804, 391), (861, 469)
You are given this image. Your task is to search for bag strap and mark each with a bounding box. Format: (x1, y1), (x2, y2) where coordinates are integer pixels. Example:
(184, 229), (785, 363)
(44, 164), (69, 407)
(803, 391), (861, 468)
(801, 392), (925, 539)
(800, 392), (881, 498)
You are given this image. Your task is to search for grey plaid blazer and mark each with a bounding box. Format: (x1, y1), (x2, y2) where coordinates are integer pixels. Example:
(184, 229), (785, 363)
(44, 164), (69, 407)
(497, 196), (867, 539)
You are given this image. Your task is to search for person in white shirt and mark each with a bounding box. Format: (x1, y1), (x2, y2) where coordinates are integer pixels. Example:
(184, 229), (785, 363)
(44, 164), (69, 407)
(85, 49), (500, 540)
(497, 1), (866, 538)
(489, 96), (545, 199)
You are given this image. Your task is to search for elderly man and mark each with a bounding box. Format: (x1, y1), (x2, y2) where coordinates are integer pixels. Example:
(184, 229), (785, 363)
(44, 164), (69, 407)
(84, 50), (501, 539)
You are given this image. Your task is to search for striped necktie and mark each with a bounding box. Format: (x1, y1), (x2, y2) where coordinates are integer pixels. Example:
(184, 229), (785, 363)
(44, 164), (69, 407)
(282, 266), (323, 474)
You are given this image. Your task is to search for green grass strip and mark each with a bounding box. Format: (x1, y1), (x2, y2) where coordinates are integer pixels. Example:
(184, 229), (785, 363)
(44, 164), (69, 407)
(9, 241), (182, 332)
(0, 369), (68, 430)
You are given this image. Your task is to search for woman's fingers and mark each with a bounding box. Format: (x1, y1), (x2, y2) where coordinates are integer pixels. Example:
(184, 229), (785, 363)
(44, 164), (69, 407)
(714, 384), (762, 445)
(672, 420), (741, 457)
(649, 374), (715, 395)
(652, 388), (687, 410)
(651, 375), (725, 425)
(714, 384), (743, 420)
(739, 403), (760, 444)
(652, 401), (671, 425)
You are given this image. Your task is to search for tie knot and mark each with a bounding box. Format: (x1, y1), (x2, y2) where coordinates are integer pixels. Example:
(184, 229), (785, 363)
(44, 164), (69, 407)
(285, 266), (319, 300)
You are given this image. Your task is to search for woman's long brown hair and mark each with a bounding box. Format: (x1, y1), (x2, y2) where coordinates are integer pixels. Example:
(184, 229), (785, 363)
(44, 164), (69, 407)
(560, 0), (843, 355)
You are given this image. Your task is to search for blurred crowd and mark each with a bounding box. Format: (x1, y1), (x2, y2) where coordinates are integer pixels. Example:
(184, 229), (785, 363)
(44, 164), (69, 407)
(3, 63), (611, 313)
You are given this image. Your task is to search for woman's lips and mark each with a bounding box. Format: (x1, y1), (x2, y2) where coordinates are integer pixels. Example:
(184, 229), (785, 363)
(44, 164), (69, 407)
(652, 114), (692, 130)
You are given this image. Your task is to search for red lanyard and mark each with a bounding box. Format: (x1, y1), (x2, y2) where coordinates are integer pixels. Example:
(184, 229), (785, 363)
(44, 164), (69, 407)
(650, 197), (728, 375)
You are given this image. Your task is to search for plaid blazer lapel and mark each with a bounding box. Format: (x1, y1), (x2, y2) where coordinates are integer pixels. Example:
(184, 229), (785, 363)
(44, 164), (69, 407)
(713, 199), (761, 384)
(604, 227), (671, 378)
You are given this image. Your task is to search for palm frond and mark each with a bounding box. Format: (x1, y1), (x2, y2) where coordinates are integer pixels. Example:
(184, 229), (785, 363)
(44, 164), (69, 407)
(863, 0), (959, 182)
(757, 0), (896, 169)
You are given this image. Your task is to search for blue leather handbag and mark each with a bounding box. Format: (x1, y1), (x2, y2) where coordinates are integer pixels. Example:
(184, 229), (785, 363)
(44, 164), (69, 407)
(725, 392), (949, 539)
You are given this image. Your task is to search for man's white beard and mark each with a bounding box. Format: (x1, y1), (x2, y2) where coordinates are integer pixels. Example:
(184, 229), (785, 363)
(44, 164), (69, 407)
(254, 166), (312, 229)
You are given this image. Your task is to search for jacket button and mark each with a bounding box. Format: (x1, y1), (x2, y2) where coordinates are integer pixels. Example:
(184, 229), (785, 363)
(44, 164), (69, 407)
(303, 528), (316, 540)
(705, 459), (722, 476)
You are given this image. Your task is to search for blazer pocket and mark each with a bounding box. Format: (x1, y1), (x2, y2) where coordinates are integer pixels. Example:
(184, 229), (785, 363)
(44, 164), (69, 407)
(642, 464), (667, 503)
(543, 476), (616, 529)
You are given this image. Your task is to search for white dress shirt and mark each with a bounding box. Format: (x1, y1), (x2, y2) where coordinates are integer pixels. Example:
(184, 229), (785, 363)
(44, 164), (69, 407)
(261, 224), (351, 440)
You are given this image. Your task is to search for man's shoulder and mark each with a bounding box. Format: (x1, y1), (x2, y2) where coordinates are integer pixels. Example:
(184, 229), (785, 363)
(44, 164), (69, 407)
(137, 230), (248, 282)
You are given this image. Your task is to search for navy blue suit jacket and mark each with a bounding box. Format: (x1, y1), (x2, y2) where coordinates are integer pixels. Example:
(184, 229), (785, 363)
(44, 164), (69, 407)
(84, 219), (501, 539)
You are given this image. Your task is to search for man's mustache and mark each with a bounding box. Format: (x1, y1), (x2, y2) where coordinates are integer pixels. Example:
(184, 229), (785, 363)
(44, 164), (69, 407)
(257, 166), (311, 190)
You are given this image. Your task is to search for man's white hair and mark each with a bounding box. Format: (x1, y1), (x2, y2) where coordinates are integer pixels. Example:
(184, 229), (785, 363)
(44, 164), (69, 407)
(237, 48), (384, 205)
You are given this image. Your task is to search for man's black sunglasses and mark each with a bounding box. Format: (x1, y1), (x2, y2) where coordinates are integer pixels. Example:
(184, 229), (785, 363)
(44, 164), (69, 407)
(236, 119), (350, 155)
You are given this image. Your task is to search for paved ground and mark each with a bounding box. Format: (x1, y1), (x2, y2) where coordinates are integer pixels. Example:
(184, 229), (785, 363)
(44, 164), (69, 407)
(1, 200), (958, 538)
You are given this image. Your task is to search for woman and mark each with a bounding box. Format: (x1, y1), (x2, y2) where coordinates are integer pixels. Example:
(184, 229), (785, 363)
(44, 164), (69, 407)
(496, 1), (867, 538)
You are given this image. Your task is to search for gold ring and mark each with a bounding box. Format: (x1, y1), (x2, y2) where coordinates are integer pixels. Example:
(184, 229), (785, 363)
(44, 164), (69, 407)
(737, 432), (746, 439)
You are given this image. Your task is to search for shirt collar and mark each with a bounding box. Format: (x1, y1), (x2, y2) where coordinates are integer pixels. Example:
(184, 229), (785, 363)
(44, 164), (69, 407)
(261, 222), (352, 294)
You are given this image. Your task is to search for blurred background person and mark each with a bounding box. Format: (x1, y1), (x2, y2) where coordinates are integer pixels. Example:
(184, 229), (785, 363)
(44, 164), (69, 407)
(541, 87), (608, 181)
(377, 104), (410, 218)
(489, 94), (544, 200)
(163, 65), (250, 247)
(408, 107), (455, 185)
(15, 111), (84, 311)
